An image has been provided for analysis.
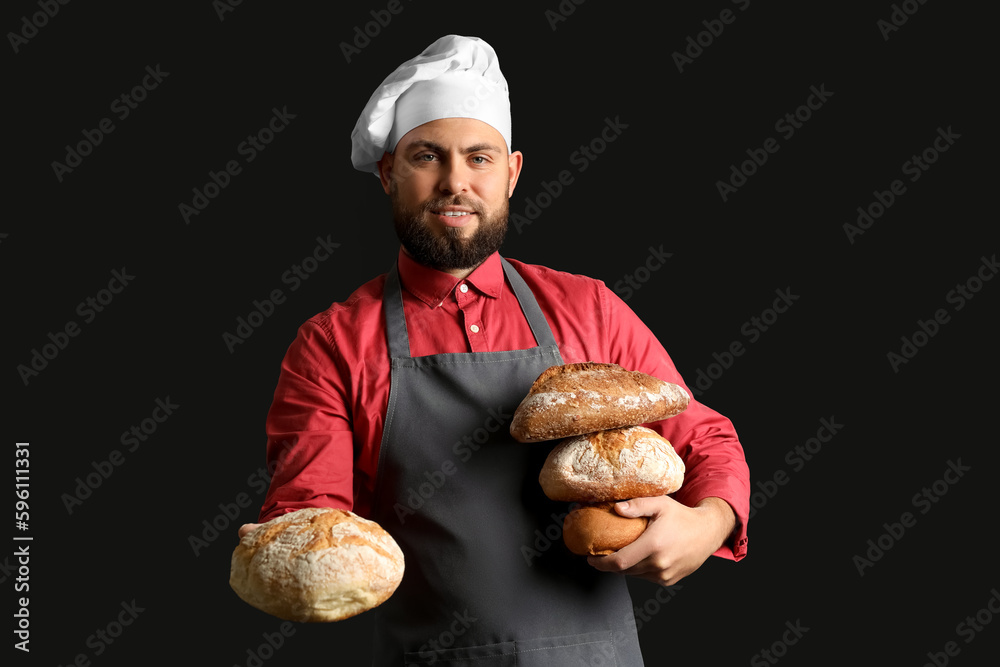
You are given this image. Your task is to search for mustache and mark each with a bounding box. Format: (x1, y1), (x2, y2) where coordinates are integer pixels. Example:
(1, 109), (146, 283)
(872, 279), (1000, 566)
(420, 197), (484, 214)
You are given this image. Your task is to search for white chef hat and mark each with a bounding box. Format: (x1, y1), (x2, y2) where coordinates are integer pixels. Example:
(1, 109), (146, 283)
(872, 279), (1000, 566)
(350, 35), (511, 174)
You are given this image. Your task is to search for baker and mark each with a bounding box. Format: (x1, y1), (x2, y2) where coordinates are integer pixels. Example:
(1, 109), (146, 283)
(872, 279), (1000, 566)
(238, 34), (750, 665)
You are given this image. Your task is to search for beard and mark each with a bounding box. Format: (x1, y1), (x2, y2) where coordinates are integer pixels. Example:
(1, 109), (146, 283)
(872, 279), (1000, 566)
(391, 182), (509, 272)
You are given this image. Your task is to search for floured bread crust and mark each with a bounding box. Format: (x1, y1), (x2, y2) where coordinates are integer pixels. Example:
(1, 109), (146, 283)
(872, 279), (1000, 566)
(539, 426), (685, 502)
(230, 507), (404, 623)
(510, 362), (690, 443)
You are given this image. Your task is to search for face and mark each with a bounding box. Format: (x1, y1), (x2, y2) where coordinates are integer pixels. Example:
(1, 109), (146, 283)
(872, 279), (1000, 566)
(378, 118), (523, 275)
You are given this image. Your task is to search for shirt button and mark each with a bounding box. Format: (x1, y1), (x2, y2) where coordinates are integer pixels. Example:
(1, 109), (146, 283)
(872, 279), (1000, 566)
(459, 284), (469, 293)
(470, 324), (480, 333)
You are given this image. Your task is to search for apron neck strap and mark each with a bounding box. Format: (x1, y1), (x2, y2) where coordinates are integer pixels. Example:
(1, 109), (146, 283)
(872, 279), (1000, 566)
(500, 257), (558, 349)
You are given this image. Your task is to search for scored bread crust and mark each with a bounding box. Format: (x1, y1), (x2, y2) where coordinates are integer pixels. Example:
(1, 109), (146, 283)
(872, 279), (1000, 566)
(562, 502), (649, 556)
(229, 507), (404, 623)
(539, 426), (685, 502)
(510, 362), (690, 443)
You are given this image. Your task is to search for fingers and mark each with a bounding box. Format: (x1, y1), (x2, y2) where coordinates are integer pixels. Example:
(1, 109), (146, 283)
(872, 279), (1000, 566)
(237, 523), (261, 539)
(612, 494), (678, 519)
(589, 551), (682, 586)
(586, 495), (691, 585)
(586, 530), (659, 574)
(586, 541), (660, 574)
(589, 495), (674, 571)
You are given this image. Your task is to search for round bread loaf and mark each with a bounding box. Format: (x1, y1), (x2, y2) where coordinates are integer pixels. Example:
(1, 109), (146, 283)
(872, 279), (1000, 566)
(539, 426), (685, 502)
(563, 502), (649, 556)
(510, 362), (690, 443)
(230, 507), (404, 623)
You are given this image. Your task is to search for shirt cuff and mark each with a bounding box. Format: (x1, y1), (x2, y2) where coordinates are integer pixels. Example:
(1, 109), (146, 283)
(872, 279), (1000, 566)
(713, 519), (749, 562)
(675, 486), (749, 562)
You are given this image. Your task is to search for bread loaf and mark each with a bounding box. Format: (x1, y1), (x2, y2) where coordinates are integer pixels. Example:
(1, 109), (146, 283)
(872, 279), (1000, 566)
(562, 502), (649, 556)
(539, 426), (685, 502)
(510, 362), (690, 443)
(230, 507), (404, 623)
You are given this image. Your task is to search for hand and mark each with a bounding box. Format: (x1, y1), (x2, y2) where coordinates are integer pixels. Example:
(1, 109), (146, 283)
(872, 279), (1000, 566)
(237, 523), (261, 540)
(586, 496), (736, 586)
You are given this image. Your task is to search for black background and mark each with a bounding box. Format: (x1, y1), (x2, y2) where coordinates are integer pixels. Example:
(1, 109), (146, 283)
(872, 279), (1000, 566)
(4, 1), (996, 665)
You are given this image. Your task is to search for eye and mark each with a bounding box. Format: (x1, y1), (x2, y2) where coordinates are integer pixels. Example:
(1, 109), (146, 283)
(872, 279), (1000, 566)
(470, 156), (488, 165)
(417, 153), (437, 162)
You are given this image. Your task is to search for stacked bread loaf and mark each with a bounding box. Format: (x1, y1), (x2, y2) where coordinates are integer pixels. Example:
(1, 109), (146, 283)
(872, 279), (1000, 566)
(510, 363), (689, 555)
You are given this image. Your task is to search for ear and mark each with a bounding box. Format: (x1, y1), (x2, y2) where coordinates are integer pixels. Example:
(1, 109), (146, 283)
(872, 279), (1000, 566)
(507, 150), (524, 198)
(377, 152), (394, 194)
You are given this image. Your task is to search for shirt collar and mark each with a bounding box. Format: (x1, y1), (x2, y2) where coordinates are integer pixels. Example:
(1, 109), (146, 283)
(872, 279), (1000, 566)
(396, 248), (505, 307)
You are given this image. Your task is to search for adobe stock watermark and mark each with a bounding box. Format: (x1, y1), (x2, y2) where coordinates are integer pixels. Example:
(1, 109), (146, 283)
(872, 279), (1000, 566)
(689, 287), (800, 397)
(843, 126), (961, 244)
(7, 0), (72, 54)
(0, 553), (23, 586)
(716, 84), (834, 202)
(750, 619), (810, 666)
(511, 116), (629, 233)
(221, 234), (340, 353)
(612, 246), (673, 301)
(922, 587), (1000, 667)
(213, 0), (245, 21)
(886, 253), (996, 373)
(577, 638), (617, 667)
(521, 502), (582, 567)
(852, 458), (971, 577)
(411, 609), (478, 663)
(51, 64), (170, 183)
(392, 406), (513, 524)
(632, 584), (683, 632)
(339, 0), (415, 63)
(55, 599), (145, 666)
(178, 106), (297, 224)
(877, 0), (931, 41)
(544, 0), (587, 31)
(12, 542), (30, 652)
(188, 439), (302, 557)
(16, 267), (136, 387)
(748, 417), (844, 520)
(672, 0), (752, 73)
(60, 396), (180, 514)
(233, 622), (296, 667)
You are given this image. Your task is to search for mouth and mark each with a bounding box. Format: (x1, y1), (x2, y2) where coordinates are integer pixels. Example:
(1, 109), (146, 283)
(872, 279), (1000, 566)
(430, 207), (477, 227)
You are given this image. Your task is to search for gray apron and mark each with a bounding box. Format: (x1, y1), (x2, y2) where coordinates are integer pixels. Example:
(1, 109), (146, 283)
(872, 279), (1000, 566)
(370, 257), (643, 666)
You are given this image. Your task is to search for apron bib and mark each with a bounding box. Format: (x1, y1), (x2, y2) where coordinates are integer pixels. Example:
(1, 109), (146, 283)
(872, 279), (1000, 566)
(370, 258), (643, 666)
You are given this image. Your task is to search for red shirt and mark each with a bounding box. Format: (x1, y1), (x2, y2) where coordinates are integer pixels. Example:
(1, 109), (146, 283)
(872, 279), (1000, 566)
(261, 250), (750, 561)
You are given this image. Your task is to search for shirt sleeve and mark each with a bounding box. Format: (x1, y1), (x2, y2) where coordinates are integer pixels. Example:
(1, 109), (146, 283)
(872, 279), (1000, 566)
(258, 319), (356, 523)
(602, 286), (750, 561)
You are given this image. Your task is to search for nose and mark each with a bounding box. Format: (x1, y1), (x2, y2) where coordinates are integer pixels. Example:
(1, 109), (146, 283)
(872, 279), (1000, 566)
(437, 159), (469, 195)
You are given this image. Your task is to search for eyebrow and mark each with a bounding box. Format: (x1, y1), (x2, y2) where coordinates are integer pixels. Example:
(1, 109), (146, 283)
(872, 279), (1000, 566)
(407, 140), (504, 155)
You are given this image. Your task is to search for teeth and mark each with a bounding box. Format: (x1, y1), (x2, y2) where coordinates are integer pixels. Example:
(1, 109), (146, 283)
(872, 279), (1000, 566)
(438, 211), (470, 216)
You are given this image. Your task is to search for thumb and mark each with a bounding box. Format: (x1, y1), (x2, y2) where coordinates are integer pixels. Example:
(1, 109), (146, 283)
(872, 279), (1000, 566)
(238, 523), (261, 540)
(613, 495), (673, 519)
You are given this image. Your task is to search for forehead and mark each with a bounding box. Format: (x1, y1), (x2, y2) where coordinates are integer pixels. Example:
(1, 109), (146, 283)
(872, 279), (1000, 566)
(395, 118), (507, 153)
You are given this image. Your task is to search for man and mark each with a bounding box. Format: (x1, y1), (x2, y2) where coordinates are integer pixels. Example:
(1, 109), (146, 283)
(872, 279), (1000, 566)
(239, 35), (749, 665)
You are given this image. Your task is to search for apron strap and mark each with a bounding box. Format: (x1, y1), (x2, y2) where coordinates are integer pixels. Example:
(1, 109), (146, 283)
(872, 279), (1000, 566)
(383, 257), (558, 360)
(383, 261), (410, 359)
(500, 257), (558, 349)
